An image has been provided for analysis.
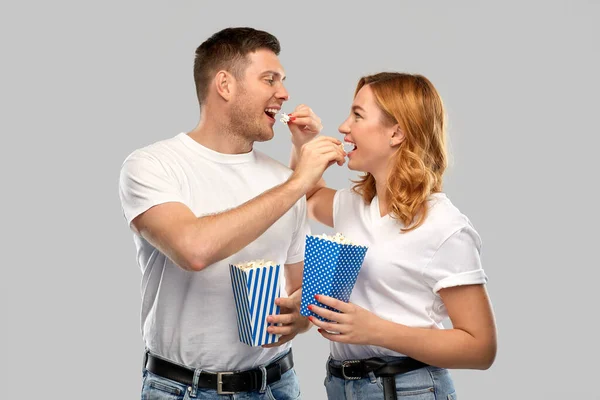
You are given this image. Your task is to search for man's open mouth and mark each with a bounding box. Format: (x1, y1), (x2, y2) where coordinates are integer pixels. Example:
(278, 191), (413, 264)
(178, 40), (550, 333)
(265, 108), (278, 119)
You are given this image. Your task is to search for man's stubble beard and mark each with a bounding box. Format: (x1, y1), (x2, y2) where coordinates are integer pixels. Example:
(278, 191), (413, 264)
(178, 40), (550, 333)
(228, 86), (274, 144)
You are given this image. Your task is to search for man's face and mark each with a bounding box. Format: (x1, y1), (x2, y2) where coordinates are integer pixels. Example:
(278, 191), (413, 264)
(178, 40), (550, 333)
(229, 49), (289, 143)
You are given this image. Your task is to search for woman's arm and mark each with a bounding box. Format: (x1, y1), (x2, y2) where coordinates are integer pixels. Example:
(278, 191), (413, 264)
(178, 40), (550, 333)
(376, 284), (497, 369)
(310, 284), (497, 370)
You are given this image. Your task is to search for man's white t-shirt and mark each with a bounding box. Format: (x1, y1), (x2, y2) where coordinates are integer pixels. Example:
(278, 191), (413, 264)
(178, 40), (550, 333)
(118, 132), (310, 371)
(331, 188), (487, 361)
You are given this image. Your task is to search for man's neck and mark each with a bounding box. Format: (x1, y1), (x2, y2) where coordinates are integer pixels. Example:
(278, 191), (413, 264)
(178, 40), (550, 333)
(187, 113), (253, 155)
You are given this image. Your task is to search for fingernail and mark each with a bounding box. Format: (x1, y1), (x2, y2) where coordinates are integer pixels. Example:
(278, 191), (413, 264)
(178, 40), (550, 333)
(314, 295), (320, 301)
(290, 117), (296, 121)
(308, 316), (314, 321)
(318, 329), (323, 334)
(307, 305), (313, 311)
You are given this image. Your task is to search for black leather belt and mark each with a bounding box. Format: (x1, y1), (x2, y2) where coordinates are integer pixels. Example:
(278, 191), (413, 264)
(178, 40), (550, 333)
(145, 350), (294, 394)
(328, 357), (428, 400)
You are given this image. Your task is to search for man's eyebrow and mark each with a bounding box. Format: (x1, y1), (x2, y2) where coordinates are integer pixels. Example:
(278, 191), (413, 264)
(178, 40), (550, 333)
(262, 71), (286, 81)
(352, 105), (366, 112)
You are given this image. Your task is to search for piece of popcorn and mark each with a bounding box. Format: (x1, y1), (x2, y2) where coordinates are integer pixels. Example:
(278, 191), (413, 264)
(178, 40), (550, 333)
(234, 259), (278, 271)
(279, 112), (291, 124)
(313, 232), (356, 245)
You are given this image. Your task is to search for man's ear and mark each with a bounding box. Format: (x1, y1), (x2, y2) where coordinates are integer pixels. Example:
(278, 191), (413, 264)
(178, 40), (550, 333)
(390, 125), (405, 147)
(215, 70), (233, 101)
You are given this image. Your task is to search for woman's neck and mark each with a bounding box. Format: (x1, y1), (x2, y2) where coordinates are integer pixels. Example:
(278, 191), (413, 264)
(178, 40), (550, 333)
(375, 179), (388, 217)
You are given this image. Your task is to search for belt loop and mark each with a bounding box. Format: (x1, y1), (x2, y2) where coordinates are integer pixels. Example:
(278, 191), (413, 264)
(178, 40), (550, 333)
(259, 365), (267, 393)
(142, 348), (149, 372)
(189, 368), (202, 397)
(368, 371), (377, 383)
(326, 355), (332, 380)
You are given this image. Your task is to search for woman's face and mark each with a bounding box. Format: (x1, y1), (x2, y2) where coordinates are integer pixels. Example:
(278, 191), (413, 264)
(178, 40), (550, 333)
(338, 85), (399, 176)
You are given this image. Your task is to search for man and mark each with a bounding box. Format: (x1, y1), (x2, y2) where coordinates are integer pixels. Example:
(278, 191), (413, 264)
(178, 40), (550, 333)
(118, 27), (345, 399)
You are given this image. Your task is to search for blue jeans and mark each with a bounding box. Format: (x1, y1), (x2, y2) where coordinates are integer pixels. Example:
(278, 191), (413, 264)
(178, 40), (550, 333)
(141, 353), (301, 400)
(324, 357), (456, 400)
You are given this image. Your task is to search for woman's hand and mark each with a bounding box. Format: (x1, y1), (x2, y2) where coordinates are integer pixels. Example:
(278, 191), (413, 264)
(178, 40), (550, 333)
(287, 104), (322, 148)
(308, 295), (387, 346)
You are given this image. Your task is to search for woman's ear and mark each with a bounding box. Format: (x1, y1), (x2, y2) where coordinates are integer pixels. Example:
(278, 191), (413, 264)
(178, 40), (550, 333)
(390, 125), (405, 147)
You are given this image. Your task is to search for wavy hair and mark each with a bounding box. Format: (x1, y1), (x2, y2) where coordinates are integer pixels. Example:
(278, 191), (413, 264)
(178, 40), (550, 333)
(351, 72), (448, 232)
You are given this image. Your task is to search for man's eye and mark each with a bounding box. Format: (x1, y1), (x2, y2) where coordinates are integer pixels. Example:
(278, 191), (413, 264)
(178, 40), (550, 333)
(266, 78), (275, 85)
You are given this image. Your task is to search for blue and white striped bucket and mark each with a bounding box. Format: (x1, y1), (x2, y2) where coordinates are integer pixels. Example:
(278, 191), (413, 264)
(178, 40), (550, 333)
(229, 263), (282, 346)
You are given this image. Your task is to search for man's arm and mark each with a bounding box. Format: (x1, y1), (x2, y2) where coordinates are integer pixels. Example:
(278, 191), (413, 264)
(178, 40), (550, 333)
(290, 139), (338, 227)
(132, 178), (309, 272)
(124, 136), (343, 273)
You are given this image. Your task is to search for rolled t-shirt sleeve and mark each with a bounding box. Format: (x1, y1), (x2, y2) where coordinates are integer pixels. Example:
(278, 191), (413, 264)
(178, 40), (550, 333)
(286, 196), (311, 264)
(422, 224), (488, 293)
(118, 151), (185, 228)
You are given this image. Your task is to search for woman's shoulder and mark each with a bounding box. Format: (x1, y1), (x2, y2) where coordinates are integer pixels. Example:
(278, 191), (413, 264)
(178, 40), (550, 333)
(426, 193), (476, 234)
(335, 187), (370, 208)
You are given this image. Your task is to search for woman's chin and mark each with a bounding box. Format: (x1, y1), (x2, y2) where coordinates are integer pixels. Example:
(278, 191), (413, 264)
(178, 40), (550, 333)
(346, 160), (364, 173)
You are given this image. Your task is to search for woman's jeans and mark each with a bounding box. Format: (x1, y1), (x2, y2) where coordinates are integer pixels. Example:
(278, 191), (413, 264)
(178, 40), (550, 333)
(324, 356), (456, 400)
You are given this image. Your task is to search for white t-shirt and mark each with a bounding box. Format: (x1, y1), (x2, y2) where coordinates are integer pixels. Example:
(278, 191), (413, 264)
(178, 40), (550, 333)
(118, 132), (310, 371)
(330, 188), (487, 361)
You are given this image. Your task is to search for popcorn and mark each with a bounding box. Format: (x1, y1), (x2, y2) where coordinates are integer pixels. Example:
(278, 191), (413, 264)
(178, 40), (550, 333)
(230, 260), (282, 346)
(234, 259), (278, 271)
(300, 234), (368, 322)
(279, 112), (291, 124)
(314, 232), (355, 245)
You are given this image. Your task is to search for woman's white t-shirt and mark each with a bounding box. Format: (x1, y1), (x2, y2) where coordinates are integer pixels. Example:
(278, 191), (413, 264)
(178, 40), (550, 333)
(330, 188), (487, 361)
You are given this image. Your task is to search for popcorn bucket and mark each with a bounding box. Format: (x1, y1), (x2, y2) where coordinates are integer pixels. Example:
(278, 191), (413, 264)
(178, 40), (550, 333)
(229, 261), (281, 346)
(300, 234), (368, 322)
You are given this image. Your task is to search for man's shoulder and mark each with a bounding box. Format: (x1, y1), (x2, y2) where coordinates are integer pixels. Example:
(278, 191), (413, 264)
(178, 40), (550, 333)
(123, 134), (183, 164)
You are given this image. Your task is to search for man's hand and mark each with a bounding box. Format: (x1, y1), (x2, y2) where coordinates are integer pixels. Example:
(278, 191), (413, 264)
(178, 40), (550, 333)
(262, 288), (311, 348)
(289, 136), (345, 192)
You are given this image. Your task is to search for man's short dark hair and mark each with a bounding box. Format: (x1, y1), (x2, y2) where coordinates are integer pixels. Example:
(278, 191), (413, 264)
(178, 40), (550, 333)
(193, 27), (281, 105)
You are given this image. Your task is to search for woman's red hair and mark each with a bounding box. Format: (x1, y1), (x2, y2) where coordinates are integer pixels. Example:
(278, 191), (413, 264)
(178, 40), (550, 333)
(351, 72), (448, 232)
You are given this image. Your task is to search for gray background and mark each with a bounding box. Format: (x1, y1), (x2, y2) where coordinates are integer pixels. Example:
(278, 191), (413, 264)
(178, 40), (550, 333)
(2, 1), (599, 399)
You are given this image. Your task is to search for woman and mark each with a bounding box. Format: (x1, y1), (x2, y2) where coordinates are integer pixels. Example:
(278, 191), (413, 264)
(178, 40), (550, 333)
(285, 72), (497, 399)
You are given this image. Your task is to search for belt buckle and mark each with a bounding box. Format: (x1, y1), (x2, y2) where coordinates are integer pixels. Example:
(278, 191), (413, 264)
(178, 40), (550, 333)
(341, 360), (362, 380)
(217, 371), (234, 394)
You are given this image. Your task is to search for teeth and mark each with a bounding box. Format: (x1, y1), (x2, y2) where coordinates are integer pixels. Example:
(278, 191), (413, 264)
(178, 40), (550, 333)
(341, 142), (355, 152)
(265, 108), (278, 114)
